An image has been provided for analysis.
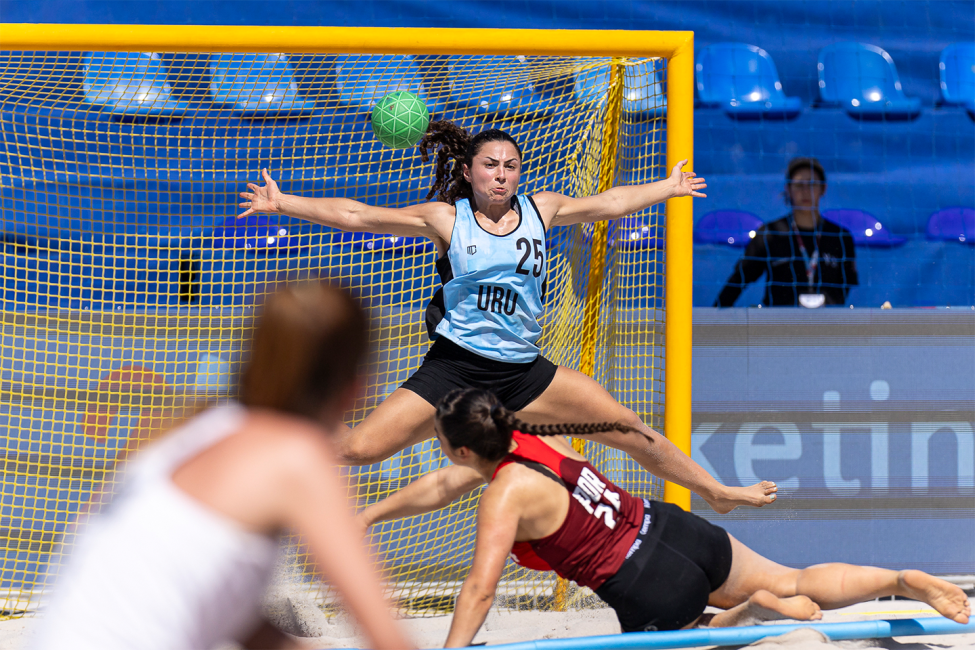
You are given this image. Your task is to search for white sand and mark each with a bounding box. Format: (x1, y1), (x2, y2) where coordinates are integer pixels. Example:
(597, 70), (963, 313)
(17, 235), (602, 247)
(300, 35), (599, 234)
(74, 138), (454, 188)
(3, 597), (973, 649)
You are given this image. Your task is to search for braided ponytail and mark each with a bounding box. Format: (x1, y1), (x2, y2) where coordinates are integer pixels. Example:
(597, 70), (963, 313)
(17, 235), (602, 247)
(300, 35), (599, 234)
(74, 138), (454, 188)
(506, 417), (646, 441)
(418, 121), (525, 206)
(435, 388), (653, 462)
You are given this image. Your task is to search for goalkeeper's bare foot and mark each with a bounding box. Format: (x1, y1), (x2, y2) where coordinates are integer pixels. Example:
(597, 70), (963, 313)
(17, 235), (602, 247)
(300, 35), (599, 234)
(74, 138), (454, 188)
(706, 481), (777, 514)
(899, 570), (971, 624)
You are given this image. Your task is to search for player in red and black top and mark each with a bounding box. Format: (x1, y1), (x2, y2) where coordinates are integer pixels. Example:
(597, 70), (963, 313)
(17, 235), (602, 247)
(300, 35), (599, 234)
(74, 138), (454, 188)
(360, 388), (970, 647)
(494, 430), (645, 590)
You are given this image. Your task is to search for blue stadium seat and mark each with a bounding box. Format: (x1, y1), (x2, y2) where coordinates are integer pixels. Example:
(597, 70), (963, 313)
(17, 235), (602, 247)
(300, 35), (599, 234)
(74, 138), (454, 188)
(614, 217), (662, 250)
(926, 207), (975, 244)
(580, 217), (662, 251)
(817, 43), (921, 118)
(574, 58), (666, 120)
(338, 231), (435, 255)
(696, 43), (801, 119)
(447, 55), (555, 118)
(694, 210), (764, 246)
(822, 209), (906, 247)
(209, 53), (316, 118)
(83, 52), (188, 118)
(334, 54), (434, 112)
(210, 215), (304, 253)
(939, 43), (975, 113)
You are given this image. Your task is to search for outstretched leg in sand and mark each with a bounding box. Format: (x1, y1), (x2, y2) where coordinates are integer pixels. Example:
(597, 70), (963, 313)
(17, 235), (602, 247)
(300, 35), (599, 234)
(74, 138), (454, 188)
(709, 535), (971, 625)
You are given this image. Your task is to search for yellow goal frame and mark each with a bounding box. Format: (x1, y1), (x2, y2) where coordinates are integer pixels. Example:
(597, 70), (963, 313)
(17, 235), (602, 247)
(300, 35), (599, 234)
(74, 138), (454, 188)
(0, 24), (695, 510)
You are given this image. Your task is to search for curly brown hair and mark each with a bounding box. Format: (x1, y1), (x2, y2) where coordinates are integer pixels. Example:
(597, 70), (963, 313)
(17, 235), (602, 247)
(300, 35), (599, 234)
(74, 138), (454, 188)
(435, 388), (651, 463)
(418, 120), (524, 205)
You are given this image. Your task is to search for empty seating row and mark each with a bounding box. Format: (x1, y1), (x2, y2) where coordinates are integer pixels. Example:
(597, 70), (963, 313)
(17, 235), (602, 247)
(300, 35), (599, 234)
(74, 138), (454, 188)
(78, 42), (973, 121)
(695, 207), (975, 247)
(698, 42), (973, 118)
(86, 52), (314, 118)
(83, 52), (578, 119)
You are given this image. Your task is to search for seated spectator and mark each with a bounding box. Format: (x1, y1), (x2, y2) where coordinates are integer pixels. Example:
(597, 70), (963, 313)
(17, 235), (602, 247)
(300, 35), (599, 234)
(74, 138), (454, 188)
(715, 158), (858, 307)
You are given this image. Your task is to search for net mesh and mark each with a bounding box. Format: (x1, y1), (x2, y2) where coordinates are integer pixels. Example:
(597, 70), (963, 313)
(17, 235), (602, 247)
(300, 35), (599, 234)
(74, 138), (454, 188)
(0, 51), (669, 617)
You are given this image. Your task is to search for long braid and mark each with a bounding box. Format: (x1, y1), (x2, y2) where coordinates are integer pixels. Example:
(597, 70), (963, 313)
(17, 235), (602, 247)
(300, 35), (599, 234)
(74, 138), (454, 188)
(417, 120), (472, 205)
(494, 408), (654, 446)
(436, 388), (655, 463)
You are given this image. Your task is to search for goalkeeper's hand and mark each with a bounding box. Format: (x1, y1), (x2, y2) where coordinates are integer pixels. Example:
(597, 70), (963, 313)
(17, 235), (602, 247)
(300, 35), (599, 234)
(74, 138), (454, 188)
(669, 159), (707, 199)
(238, 168), (282, 217)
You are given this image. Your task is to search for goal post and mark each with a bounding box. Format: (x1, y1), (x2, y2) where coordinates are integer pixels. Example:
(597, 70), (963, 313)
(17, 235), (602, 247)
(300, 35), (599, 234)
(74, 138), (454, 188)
(0, 23), (694, 615)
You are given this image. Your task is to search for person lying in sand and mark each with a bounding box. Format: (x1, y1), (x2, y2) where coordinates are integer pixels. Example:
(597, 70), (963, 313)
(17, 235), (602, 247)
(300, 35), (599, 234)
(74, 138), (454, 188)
(359, 387), (970, 647)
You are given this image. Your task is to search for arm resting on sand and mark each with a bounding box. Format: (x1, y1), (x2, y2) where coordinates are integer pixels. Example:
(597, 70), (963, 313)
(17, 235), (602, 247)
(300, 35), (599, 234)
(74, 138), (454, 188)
(443, 485), (519, 648)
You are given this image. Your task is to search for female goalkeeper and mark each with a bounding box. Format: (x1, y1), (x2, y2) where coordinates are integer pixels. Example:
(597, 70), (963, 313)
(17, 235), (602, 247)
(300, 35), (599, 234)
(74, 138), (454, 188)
(361, 388), (970, 647)
(238, 121), (775, 514)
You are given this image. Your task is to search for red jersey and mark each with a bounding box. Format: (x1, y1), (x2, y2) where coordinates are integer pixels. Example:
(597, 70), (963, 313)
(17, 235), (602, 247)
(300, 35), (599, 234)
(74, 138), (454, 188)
(491, 431), (645, 590)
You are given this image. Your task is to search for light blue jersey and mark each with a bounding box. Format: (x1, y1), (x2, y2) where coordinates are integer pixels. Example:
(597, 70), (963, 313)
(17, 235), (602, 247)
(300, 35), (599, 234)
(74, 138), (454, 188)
(434, 196), (547, 363)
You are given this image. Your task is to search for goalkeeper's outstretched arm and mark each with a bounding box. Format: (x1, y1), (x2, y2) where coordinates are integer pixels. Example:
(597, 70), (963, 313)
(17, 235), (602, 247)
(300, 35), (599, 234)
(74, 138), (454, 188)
(237, 168), (455, 246)
(535, 159), (706, 228)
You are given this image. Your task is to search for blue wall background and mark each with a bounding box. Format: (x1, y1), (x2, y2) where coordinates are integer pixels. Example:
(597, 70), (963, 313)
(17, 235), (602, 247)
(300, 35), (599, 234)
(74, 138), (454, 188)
(3, 0), (973, 307)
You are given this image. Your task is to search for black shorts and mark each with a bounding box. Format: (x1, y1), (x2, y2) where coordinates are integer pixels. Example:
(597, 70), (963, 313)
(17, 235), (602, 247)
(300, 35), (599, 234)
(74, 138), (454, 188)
(595, 500), (733, 632)
(400, 337), (558, 411)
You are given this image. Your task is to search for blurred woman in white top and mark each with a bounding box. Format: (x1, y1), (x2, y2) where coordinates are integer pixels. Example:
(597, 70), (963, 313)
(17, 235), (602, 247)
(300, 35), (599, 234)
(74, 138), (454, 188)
(34, 283), (413, 650)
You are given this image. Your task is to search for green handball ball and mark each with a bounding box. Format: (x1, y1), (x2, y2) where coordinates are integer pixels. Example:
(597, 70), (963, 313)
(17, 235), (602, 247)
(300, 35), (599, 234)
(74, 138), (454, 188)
(371, 91), (430, 149)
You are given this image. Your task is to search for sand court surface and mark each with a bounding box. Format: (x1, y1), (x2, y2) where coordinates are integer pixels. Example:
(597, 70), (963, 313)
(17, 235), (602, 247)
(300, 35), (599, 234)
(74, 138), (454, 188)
(3, 596), (973, 649)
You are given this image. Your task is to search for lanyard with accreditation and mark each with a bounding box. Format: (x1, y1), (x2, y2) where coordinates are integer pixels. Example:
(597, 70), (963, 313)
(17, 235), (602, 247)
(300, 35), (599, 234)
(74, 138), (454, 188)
(790, 216), (822, 289)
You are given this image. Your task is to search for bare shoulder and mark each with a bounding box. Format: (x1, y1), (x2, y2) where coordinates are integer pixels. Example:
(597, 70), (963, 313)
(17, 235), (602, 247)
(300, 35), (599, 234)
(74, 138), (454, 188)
(420, 200), (456, 227)
(528, 191), (566, 221)
(239, 410), (336, 472)
(169, 410), (340, 534)
(420, 200), (456, 217)
(477, 471), (523, 517)
(403, 200), (455, 250)
(490, 458), (558, 497)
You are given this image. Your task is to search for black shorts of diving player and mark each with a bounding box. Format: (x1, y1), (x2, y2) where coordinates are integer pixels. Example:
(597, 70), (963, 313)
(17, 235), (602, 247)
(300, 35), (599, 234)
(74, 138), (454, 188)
(596, 500), (733, 632)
